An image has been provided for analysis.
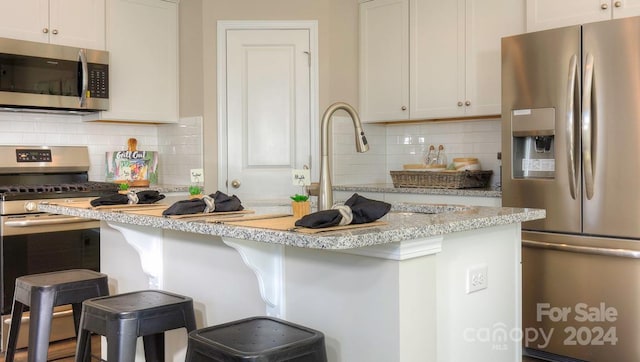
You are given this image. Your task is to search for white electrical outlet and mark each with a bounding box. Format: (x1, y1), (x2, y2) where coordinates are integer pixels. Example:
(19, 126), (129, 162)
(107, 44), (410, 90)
(466, 264), (488, 294)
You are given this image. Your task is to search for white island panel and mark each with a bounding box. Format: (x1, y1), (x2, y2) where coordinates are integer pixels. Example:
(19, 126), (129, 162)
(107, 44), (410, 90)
(99, 220), (522, 362)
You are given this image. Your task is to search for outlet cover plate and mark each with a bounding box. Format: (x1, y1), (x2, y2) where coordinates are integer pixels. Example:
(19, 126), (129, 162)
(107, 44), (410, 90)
(466, 264), (488, 294)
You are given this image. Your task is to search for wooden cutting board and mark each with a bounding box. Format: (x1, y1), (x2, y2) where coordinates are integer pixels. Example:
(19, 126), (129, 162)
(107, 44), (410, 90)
(43, 200), (170, 211)
(221, 215), (387, 234)
(122, 208), (254, 219)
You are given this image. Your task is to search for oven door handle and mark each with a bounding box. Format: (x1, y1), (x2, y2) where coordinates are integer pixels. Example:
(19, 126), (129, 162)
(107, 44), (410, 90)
(4, 216), (93, 227)
(3, 308), (73, 325)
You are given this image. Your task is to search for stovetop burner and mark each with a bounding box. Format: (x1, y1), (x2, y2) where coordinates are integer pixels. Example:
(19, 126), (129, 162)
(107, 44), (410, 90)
(0, 181), (121, 201)
(0, 182), (120, 194)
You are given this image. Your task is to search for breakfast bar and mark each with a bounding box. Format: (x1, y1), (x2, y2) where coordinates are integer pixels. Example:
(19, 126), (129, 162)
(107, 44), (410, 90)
(39, 200), (544, 362)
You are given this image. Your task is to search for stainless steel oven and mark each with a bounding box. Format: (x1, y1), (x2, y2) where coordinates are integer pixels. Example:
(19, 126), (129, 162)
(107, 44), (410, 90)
(0, 145), (119, 351)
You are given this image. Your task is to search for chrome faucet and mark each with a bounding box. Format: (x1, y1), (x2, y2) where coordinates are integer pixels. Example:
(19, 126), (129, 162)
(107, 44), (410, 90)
(318, 102), (369, 211)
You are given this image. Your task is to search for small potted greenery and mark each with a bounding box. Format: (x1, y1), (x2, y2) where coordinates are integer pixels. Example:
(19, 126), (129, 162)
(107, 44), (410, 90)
(118, 182), (129, 194)
(290, 193), (310, 219)
(189, 185), (202, 199)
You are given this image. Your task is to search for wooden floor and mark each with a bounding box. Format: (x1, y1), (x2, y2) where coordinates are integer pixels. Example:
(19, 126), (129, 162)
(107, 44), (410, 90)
(0, 337), (549, 362)
(0, 336), (101, 362)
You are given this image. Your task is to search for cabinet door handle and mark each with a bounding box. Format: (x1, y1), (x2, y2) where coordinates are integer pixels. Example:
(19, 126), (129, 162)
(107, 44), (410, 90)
(457, 101), (463, 107)
(401, 106), (407, 111)
(614, 1), (622, 7)
(42, 28), (49, 34)
(465, 100), (471, 106)
(601, 3), (608, 9)
(52, 29), (59, 35)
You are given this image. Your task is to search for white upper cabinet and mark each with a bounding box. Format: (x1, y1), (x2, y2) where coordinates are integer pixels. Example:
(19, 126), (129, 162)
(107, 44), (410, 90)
(409, 0), (464, 119)
(0, 0), (105, 50)
(527, 0), (640, 32)
(464, 0), (525, 118)
(359, 0), (409, 122)
(359, 0), (524, 123)
(92, 0), (178, 123)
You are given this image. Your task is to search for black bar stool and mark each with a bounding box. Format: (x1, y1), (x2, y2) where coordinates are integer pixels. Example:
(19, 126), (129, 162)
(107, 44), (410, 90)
(185, 316), (327, 361)
(4, 269), (109, 362)
(74, 289), (197, 362)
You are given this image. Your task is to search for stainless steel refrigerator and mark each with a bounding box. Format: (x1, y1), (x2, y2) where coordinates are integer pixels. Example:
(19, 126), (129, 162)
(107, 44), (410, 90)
(502, 16), (640, 362)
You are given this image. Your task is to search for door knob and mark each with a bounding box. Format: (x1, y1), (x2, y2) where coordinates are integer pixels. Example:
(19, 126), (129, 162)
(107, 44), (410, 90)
(614, 1), (622, 7)
(601, 3), (608, 9)
(465, 100), (471, 106)
(457, 101), (464, 107)
(230, 179), (241, 189)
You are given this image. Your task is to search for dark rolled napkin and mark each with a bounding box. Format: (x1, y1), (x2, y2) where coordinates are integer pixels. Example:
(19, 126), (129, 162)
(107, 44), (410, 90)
(345, 193), (392, 224)
(162, 191), (244, 216)
(90, 193), (128, 206)
(161, 198), (206, 215)
(295, 193), (391, 229)
(136, 190), (165, 204)
(90, 190), (165, 207)
(294, 209), (344, 229)
(210, 191), (244, 212)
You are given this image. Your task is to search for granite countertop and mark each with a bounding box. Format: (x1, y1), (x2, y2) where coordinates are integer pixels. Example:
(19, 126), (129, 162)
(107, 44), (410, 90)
(39, 199), (543, 250)
(127, 184), (190, 193)
(334, 183), (502, 198)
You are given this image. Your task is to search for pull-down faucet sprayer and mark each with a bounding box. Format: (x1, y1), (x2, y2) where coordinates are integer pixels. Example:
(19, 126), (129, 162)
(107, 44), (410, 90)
(318, 102), (369, 211)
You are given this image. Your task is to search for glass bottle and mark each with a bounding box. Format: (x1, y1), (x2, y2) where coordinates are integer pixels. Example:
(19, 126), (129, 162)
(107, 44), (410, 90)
(424, 145), (436, 165)
(436, 145), (447, 165)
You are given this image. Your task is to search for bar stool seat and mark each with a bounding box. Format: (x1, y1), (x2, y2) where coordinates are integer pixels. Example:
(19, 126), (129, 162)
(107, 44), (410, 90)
(4, 269), (109, 362)
(75, 289), (197, 362)
(185, 316), (327, 361)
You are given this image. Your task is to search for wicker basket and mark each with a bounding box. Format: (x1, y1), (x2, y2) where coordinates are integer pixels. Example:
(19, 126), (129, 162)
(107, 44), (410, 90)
(390, 170), (493, 189)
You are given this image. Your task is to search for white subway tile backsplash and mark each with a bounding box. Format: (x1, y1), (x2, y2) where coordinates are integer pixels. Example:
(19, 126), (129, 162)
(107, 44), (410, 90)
(157, 116), (203, 185)
(0, 112), (203, 185)
(333, 117), (502, 187)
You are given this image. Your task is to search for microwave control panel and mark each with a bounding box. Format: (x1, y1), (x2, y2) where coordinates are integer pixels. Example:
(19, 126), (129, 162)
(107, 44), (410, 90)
(87, 63), (109, 99)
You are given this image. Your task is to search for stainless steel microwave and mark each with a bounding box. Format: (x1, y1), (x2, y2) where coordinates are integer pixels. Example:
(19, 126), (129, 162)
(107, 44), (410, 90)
(0, 37), (109, 113)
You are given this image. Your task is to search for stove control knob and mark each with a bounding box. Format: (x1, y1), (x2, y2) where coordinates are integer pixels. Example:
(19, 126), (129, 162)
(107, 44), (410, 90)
(24, 201), (37, 212)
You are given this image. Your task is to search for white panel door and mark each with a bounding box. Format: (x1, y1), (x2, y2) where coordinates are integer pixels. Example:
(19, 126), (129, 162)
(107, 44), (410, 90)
(225, 29), (311, 202)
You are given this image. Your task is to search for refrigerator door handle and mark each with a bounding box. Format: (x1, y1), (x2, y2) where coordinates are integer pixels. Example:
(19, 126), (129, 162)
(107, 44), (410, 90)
(582, 53), (596, 199)
(566, 54), (579, 200)
(523, 239), (640, 259)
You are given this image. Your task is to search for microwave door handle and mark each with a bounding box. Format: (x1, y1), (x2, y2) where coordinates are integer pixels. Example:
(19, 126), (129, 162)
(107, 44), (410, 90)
(582, 53), (595, 200)
(78, 48), (88, 107)
(566, 54), (578, 200)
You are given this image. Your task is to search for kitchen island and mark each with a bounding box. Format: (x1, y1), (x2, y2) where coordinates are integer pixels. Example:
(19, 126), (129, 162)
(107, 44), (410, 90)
(40, 200), (544, 362)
